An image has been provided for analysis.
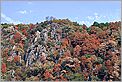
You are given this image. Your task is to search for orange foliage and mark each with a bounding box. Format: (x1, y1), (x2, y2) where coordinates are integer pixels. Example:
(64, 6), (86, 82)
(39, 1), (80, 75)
(74, 31), (81, 39)
(95, 64), (102, 71)
(73, 45), (81, 56)
(53, 50), (58, 56)
(64, 50), (71, 57)
(14, 55), (20, 62)
(61, 38), (69, 49)
(44, 70), (51, 79)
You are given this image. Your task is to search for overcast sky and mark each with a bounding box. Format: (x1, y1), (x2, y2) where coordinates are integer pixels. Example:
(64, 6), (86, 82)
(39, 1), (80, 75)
(1, 1), (121, 26)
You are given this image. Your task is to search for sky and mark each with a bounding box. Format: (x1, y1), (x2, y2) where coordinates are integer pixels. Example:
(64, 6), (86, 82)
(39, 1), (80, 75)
(1, 1), (121, 26)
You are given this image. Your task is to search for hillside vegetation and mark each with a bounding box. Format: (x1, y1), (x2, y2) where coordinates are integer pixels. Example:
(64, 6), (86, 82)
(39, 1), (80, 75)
(1, 19), (121, 81)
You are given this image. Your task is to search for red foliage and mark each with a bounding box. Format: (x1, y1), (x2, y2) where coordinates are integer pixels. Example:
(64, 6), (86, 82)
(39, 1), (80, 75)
(80, 34), (100, 54)
(15, 26), (19, 30)
(13, 32), (22, 40)
(1, 63), (7, 73)
(22, 28), (28, 36)
(10, 39), (15, 45)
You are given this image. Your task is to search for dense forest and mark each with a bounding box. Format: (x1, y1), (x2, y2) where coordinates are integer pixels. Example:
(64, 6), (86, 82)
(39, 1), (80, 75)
(1, 18), (121, 81)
